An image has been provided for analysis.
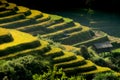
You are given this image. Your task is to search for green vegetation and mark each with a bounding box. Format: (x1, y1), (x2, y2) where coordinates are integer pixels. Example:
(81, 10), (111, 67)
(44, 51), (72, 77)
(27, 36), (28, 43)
(93, 71), (120, 80)
(1, 0), (120, 79)
(33, 67), (86, 80)
(0, 55), (51, 80)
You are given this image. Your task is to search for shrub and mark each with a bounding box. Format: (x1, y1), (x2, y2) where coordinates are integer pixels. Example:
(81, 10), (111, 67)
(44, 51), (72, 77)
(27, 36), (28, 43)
(93, 71), (120, 80)
(33, 67), (67, 80)
(69, 76), (86, 80)
(0, 54), (51, 80)
(33, 67), (86, 80)
(80, 45), (91, 59)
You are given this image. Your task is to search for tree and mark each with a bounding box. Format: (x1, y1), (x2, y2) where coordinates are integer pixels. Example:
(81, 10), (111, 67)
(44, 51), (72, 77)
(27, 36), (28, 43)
(80, 45), (91, 59)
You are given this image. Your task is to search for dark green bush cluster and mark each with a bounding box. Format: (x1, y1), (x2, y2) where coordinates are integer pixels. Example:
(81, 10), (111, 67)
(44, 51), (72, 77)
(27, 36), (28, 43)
(91, 57), (119, 71)
(80, 45), (91, 59)
(0, 55), (51, 80)
(33, 67), (86, 80)
(112, 42), (120, 49)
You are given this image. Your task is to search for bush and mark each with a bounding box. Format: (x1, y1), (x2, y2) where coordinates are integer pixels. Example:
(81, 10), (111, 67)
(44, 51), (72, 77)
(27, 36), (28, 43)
(80, 45), (91, 59)
(33, 67), (86, 80)
(0, 55), (51, 80)
(93, 71), (120, 80)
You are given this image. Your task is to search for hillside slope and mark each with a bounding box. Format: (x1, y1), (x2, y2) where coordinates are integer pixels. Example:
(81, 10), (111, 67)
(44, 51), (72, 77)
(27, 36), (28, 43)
(0, 0), (110, 47)
(0, 0), (120, 78)
(0, 27), (114, 76)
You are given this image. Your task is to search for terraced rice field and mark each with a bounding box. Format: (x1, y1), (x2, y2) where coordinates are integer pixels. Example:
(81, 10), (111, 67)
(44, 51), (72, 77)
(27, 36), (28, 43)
(0, 0), (119, 76)
(0, 0), (110, 47)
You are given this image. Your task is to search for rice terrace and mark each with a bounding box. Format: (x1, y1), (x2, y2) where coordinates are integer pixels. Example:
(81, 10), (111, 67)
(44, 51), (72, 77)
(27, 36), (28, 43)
(0, 0), (120, 80)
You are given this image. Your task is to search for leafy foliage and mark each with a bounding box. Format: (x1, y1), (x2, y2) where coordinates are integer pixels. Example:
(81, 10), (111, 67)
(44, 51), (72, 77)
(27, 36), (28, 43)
(0, 55), (51, 80)
(93, 71), (120, 80)
(80, 45), (91, 59)
(33, 67), (86, 80)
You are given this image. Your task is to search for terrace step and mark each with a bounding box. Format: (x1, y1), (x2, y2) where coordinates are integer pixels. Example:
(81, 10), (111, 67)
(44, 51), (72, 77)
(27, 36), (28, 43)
(0, 13), (25, 23)
(16, 20), (50, 34)
(16, 13), (52, 31)
(54, 56), (85, 69)
(73, 34), (109, 47)
(58, 26), (92, 45)
(6, 3), (18, 11)
(53, 51), (77, 64)
(41, 22), (82, 40)
(16, 18), (53, 36)
(0, 18), (36, 28)
(50, 14), (64, 23)
(0, 4), (7, 11)
(36, 13), (51, 23)
(47, 18), (75, 32)
(16, 6), (31, 16)
(26, 10), (43, 19)
(63, 60), (97, 74)
(81, 65), (111, 75)
(0, 29), (40, 56)
(44, 47), (64, 58)
(29, 30), (47, 36)
(0, 10), (16, 17)
(17, 14), (64, 35)
(0, 0), (8, 4)
(0, 28), (13, 44)
(0, 40), (51, 60)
